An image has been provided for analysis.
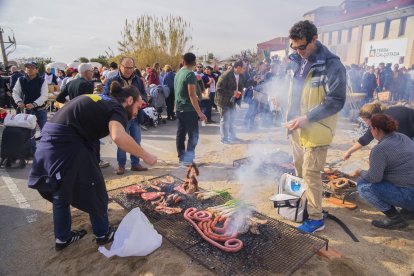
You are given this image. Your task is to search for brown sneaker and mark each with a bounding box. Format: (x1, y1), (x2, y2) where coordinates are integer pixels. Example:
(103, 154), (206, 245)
(116, 165), (125, 175)
(131, 164), (148, 172)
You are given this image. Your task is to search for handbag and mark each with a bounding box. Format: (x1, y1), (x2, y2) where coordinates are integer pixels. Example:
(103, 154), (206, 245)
(201, 88), (210, 100)
(4, 113), (37, 129)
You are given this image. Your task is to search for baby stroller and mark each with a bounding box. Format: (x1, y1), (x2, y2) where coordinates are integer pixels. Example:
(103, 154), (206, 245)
(148, 85), (170, 124)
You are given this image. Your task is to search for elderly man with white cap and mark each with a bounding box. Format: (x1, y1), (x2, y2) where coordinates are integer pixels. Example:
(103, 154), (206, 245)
(56, 63), (94, 103)
(55, 63), (110, 168)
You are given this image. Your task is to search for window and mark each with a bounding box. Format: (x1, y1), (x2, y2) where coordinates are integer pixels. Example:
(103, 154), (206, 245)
(399, 17), (407, 36)
(370, 23), (376, 40)
(337, 30), (342, 44)
(347, 27), (352, 42)
(328, 32), (332, 45)
(383, 19), (390, 38)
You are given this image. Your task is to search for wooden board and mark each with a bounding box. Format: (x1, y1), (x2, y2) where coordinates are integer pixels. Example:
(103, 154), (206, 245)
(324, 196), (357, 210)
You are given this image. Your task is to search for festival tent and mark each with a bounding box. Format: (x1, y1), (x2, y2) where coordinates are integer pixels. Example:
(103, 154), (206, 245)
(67, 61), (80, 69)
(88, 62), (102, 69)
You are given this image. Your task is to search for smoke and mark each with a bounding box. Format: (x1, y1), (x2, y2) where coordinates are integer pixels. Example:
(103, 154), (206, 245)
(228, 144), (292, 233)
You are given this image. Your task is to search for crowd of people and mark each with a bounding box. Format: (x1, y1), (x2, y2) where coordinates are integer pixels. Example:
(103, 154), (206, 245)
(0, 19), (413, 252)
(347, 62), (414, 103)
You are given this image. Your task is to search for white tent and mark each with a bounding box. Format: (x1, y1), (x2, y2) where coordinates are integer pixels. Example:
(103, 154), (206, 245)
(46, 62), (67, 70)
(67, 61), (80, 69)
(88, 62), (102, 69)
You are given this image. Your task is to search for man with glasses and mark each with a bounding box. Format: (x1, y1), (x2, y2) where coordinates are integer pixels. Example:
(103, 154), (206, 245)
(284, 20), (346, 233)
(104, 57), (148, 175)
(12, 61), (49, 155)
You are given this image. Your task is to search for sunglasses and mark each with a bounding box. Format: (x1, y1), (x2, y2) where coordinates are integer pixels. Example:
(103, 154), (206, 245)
(290, 41), (310, 51)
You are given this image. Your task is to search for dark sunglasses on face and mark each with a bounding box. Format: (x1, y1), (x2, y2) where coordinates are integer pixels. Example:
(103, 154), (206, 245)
(290, 41), (310, 51)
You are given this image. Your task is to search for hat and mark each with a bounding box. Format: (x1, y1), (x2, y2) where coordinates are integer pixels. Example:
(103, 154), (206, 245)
(24, 61), (39, 68)
(78, 63), (93, 74)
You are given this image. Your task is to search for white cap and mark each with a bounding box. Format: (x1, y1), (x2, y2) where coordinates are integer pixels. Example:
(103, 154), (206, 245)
(78, 63), (93, 74)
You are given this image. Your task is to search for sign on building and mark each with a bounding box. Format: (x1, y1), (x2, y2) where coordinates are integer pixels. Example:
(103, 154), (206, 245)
(364, 38), (407, 66)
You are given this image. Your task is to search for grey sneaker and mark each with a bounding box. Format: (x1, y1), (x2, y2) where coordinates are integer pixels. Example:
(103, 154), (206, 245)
(99, 160), (110, 168)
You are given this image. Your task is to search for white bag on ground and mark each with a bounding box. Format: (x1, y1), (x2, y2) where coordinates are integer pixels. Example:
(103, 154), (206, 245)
(98, 207), (162, 258)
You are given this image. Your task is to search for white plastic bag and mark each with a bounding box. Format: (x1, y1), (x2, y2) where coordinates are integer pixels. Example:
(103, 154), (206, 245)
(4, 113), (37, 129)
(98, 207), (162, 258)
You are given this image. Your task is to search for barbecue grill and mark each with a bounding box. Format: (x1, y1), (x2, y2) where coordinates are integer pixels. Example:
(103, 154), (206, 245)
(108, 174), (328, 276)
(233, 151), (295, 176)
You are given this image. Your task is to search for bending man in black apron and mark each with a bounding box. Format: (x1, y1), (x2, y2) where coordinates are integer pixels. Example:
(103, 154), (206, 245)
(28, 81), (157, 251)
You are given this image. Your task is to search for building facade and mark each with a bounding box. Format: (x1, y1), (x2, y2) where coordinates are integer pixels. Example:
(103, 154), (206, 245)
(304, 0), (414, 67)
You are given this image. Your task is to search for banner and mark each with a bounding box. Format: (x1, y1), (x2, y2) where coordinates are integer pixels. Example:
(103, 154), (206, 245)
(364, 38), (407, 65)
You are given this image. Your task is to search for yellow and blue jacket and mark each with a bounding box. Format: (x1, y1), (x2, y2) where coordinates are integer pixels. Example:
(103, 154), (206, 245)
(287, 41), (346, 148)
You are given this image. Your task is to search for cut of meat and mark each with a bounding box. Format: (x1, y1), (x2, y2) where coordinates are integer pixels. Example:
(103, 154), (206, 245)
(155, 205), (182, 214)
(122, 185), (147, 195)
(141, 192), (166, 201)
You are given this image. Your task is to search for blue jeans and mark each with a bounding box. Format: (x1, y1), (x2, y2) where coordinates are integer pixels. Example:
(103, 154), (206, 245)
(219, 106), (236, 141)
(176, 110), (199, 163)
(52, 193), (109, 240)
(210, 92), (217, 109)
(201, 99), (212, 121)
(244, 100), (258, 129)
(117, 118), (141, 166)
(24, 108), (47, 154)
(357, 179), (414, 212)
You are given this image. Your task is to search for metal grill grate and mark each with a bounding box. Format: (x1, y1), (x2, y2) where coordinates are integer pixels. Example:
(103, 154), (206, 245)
(109, 174), (328, 276)
(233, 151), (295, 176)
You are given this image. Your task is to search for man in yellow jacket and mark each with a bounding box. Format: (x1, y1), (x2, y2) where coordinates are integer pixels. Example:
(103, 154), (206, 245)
(285, 20), (346, 233)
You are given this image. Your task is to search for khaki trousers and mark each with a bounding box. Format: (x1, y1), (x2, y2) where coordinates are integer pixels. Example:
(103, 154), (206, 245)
(291, 130), (328, 220)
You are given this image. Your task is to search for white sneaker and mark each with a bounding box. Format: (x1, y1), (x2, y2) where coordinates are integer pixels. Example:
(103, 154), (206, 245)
(99, 160), (110, 168)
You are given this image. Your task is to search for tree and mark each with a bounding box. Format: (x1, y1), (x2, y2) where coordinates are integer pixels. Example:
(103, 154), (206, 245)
(90, 55), (109, 67)
(117, 15), (193, 70)
(208, 53), (214, 61)
(79, 57), (89, 63)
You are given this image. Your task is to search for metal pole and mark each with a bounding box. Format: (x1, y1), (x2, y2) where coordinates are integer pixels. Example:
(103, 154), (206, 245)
(0, 27), (9, 65)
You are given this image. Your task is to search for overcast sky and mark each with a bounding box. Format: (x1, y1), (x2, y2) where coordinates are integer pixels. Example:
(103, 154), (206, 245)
(0, 0), (342, 63)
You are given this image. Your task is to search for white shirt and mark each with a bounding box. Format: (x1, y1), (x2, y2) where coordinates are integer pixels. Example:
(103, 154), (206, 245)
(12, 77), (48, 107)
(234, 73), (240, 91)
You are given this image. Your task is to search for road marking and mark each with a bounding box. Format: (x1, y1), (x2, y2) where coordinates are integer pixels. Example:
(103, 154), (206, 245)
(1, 171), (38, 223)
